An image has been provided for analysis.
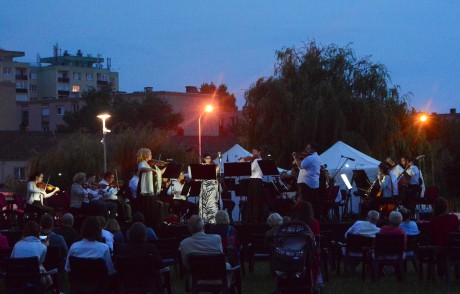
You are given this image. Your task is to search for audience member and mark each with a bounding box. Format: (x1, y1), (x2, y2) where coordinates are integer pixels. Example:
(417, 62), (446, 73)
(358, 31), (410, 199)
(379, 211), (407, 249)
(65, 216), (115, 275)
(399, 208), (420, 236)
(345, 210), (381, 238)
(265, 213), (283, 248)
(40, 213), (68, 256)
(126, 212), (158, 242)
(208, 210), (241, 266)
(179, 215), (223, 270)
(430, 197), (459, 247)
(98, 216), (114, 252)
(54, 213), (79, 248)
(105, 218), (124, 244)
(293, 200), (320, 235)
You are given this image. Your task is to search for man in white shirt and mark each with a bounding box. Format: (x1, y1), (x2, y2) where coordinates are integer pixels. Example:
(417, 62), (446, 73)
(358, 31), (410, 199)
(293, 143), (321, 218)
(345, 210), (381, 238)
(245, 147), (263, 223)
(400, 157), (421, 213)
(385, 156), (404, 179)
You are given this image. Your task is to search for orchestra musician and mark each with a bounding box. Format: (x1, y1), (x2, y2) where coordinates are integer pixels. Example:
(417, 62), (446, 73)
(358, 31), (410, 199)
(26, 171), (59, 216)
(98, 172), (121, 219)
(243, 147), (263, 223)
(400, 156), (422, 213)
(385, 156), (404, 178)
(83, 174), (111, 219)
(199, 153), (220, 224)
(292, 143), (322, 218)
(167, 172), (198, 220)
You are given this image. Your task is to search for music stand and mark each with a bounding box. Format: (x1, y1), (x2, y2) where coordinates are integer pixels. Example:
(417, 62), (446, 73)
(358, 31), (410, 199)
(162, 163), (182, 179)
(189, 164), (217, 181)
(224, 162), (251, 177)
(258, 160), (279, 176)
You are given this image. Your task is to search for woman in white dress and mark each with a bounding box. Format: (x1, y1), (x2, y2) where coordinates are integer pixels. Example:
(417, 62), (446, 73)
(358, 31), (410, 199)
(199, 153), (220, 224)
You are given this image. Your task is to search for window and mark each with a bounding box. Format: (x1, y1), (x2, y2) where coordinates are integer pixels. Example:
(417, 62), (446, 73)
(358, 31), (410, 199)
(73, 72), (81, 80)
(3, 67), (12, 75)
(16, 94), (28, 102)
(16, 81), (27, 89)
(72, 85), (80, 92)
(58, 83), (69, 91)
(56, 107), (64, 115)
(14, 167), (26, 181)
(42, 108), (49, 116)
(97, 73), (108, 81)
(84, 85), (95, 92)
(30, 84), (37, 93)
(29, 72), (37, 80)
(20, 110), (29, 127)
(15, 68), (26, 76)
(58, 71), (68, 78)
(86, 73), (93, 81)
(42, 122), (50, 132)
(72, 104), (80, 112)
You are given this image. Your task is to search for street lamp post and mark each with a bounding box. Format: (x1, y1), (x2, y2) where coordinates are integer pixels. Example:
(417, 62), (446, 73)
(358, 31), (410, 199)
(97, 113), (111, 173)
(198, 104), (214, 162)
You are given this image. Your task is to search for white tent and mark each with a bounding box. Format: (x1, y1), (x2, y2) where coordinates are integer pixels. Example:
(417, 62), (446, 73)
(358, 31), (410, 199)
(213, 144), (252, 169)
(320, 141), (381, 213)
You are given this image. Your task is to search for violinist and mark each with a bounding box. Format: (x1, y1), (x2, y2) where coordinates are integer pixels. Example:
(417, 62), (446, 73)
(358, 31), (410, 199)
(400, 156), (422, 213)
(245, 147), (263, 223)
(98, 172), (120, 219)
(167, 172), (197, 220)
(26, 171), (59, 216)
(84, 174), (111, 219)
(293, 143), (322, 219)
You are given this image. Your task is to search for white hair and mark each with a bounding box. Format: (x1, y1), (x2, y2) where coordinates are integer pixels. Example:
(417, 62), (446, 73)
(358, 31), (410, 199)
(267, 213), (283, 227)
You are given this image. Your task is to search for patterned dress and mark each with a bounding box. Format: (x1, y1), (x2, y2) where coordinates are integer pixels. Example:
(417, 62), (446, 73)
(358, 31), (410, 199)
(199, 178), (220, 224)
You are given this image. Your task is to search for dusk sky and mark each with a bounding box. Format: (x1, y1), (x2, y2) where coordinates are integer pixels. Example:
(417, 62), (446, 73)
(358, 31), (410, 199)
(2, 1), (459, 113)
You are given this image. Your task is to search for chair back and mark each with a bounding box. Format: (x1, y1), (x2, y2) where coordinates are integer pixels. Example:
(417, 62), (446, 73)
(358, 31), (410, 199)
(149, 238), (179, 260)
(116, 254), (162, 293)
(448, 233), (460, 260)
(68, 256), (109, 294)
(189, 253), (228, 286)
(406, 234), (419, 252)
(14, 194), (26, 209)
(326, 186), (340, 202)
(374, 233), (405, 258)
(345, 234), (374, 255)
(3, 257), (42, 293)
(43, 245), (62, 271)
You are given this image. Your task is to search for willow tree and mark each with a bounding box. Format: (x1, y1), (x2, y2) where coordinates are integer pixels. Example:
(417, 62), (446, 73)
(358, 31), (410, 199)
(243, 41), (422, 168)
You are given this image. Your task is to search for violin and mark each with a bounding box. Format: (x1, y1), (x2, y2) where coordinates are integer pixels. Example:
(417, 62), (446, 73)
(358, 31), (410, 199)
(292, 152), (311, 161)
(36, 182), (60, 191)
(148, 159), (168, 168)
(238, 156), (258, 162)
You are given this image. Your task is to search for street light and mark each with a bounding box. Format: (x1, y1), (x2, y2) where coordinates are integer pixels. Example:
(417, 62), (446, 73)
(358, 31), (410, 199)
(419, 114), (428, 122)
(198, 104), (214, 162)
(97, 113), (111, 172)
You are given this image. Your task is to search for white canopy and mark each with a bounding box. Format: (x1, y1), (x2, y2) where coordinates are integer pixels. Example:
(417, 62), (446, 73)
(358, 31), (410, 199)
(213, 144), (252, 167)
(320, 141), (381, 213)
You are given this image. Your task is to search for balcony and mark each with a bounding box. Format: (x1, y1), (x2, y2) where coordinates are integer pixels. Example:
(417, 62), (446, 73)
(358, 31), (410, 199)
(58, 77), (70, 83)
(15, 75), (28, 80)
(97, 80), (108, 86)
(58, 90), (70, 96)
(16, 88), (28, 93)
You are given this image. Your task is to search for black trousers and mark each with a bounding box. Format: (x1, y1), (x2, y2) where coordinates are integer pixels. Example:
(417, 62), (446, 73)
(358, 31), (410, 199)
(298, 183), (320, 218)
(27, 201), (55, 216)
(246, 178), (263, 223)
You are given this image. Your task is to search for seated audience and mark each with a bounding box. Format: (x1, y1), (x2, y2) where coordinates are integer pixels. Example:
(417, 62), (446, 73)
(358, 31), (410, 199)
(54, 213), (79, 248)
(40, 213), (68, 256)
(65, 216), (115, 275)
(179, 215), (223, 270)
(379, 211), (407, 249)
(345, 210), (381, 238)
(98, 216), (114, 252)
(208, 210), (240, 266)
(399, 208), (420, 236)
(265, 213), (283, 248)
(105, 218), (124, 245)
(293, 200), (320, 235)
(126, 212), (158, 242)
(430, 197), (459, 247)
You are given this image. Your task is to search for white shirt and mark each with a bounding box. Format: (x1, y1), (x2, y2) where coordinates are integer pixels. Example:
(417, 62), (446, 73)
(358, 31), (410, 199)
(65, 239), (115, 275)
(379, 173), (398, 197)
(129, 175), (139, 199)
(390, 165), (404, 179)
(167, 179), (186, 200)
(26, 181), (53, 204)
(102, 229), (114, 252)
(407, 165), (421, 185)
(138, 160), (154, 195)
(345, 220), (380, 238)
(250, 158), (263, 179)
(299, 152), (321, 189)
(11, 236), (47, 264)
(99, 179), (118, 201)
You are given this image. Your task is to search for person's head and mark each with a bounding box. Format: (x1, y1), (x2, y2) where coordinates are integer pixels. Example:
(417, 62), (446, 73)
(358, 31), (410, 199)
(290, 167), (299, 177)
(85, 174), (97, 184)
(400, 156), (411, 168)
(40, 213), (54, 232)
(187, 215), (204, 234)
(105, 218), (121, 234)
(202, 153), (212, 164)
(73, 172), (86, 184)
(80, 216), (102, 242)
(399, 207), (411, 222)
(367, 210), (380, 224)
(137, 148), (152, 163)
(129, 222), (147, 244)
(267, 213), (283, 227)
(294, 201), (314, 225)
(252, 147), (262, 157)
(61, 213), (75, 227)
(305, 142), (318, 154)
(103, 172), (115, 183)
(29, 172), (44, 183)
(178, 172), (185, 181)
(433, 197), (449, 218)
(132, 212), (145, 224)
(378, 162), (390, 175)
(98, 216), (107, 228)
(23, 220), (40, 238)
(215, 210), (230, 225)
(386, 157), (397, 167)
(388, 211), (403, 227)
(282, 216), (291, 224)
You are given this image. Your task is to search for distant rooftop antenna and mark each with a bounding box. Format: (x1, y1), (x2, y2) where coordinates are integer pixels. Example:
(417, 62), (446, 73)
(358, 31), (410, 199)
(107, 58), (111, 70)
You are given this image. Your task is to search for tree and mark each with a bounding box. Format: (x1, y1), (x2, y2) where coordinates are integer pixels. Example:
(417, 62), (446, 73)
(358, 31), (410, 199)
(200, 82), (238, 112)
(243, 41), (421, 168)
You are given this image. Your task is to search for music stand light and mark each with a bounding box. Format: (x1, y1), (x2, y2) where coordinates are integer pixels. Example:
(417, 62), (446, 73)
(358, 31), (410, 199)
(341, 174), (353, 190)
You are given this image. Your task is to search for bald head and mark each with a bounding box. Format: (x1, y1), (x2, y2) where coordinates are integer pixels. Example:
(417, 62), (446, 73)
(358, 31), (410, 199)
(62, 213), (74, 227)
